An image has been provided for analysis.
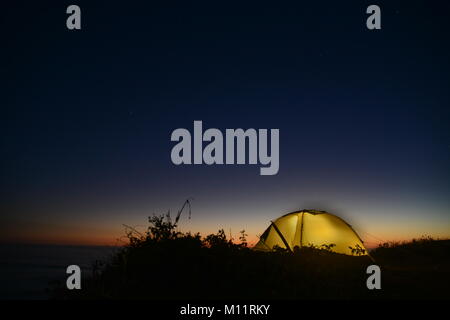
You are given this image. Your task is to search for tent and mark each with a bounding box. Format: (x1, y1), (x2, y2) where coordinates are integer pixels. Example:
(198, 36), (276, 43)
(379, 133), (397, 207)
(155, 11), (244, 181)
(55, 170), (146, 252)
(254, 209), (368, 256)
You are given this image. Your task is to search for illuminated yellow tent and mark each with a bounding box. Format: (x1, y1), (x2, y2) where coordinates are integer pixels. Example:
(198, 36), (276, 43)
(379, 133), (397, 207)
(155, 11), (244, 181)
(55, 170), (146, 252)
(254, 209), (368, 256)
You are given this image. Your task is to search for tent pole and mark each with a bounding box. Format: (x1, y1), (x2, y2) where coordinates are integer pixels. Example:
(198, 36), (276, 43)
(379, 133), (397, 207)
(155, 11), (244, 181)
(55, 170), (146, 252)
(270, 221), (293, 253)
(299, 211), (305, 248)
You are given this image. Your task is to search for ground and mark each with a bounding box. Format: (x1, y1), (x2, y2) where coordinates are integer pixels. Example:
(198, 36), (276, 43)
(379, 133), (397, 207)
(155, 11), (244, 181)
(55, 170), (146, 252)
(50, 216), (450, 300)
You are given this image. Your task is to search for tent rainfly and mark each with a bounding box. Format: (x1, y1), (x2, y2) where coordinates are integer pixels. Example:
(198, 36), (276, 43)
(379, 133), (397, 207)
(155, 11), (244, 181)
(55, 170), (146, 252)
(253, 209), (368, 256)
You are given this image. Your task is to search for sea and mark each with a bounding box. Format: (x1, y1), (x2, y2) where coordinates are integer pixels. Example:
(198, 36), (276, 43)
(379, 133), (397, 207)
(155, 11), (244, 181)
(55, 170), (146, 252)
(0, 243), (119, 300)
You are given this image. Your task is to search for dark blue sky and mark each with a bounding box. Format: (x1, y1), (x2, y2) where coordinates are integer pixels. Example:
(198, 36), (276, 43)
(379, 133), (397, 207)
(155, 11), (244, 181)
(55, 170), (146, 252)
(2, 1), (449, 245)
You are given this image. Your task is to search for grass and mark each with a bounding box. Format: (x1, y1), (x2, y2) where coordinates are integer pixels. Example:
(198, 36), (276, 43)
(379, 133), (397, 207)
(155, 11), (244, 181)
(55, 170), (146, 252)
(50, 214), (450, 300)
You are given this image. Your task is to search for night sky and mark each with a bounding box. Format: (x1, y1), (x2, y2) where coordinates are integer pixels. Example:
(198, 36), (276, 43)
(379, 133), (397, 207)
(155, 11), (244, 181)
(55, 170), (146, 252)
(2, 1), (449, 246)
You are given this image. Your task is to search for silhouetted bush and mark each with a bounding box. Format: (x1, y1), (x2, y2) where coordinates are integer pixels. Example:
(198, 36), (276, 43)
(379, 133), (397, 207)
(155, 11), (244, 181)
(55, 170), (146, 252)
(50, 217), (450, 300)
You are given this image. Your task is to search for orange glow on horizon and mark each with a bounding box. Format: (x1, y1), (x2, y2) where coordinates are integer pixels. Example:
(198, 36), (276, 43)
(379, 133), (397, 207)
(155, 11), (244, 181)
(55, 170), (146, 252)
(3, 230), (448, 249)
(2, 208), (449, 248)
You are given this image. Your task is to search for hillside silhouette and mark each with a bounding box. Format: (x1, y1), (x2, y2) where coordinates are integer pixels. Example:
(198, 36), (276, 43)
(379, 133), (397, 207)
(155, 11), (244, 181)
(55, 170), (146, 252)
(51, 213), (450, 300)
